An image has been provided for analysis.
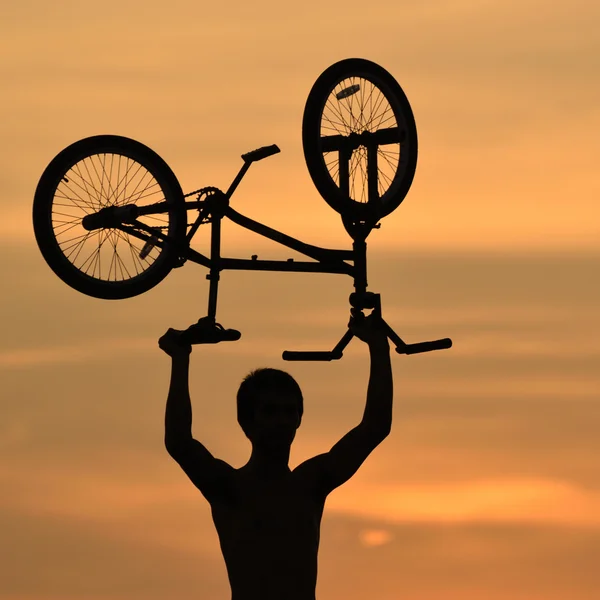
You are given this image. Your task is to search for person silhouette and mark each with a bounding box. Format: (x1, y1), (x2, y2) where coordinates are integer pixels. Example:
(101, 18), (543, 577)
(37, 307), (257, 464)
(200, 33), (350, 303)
(159, 309), (393, 600)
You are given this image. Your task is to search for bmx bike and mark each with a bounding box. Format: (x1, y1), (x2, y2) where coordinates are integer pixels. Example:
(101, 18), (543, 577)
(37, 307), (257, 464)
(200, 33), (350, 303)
(32, 58), (452, 360)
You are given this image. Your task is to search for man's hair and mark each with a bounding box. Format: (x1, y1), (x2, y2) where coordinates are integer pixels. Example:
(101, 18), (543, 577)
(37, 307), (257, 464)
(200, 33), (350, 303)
(237, 367), (303, 438)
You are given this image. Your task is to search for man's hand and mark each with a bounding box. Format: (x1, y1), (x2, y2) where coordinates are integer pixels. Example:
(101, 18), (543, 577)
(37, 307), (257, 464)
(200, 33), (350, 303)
(348, 308), (389, 349)
(159, 328), (192, 358)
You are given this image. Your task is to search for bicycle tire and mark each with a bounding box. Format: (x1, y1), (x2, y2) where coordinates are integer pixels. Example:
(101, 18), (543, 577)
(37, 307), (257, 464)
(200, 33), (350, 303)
(303, 58), (418, 221)
(33, 135), (186, 300)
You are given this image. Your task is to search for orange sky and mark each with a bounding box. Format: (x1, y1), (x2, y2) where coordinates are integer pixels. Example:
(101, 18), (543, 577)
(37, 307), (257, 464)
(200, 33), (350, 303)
(2, 1), (599, 599)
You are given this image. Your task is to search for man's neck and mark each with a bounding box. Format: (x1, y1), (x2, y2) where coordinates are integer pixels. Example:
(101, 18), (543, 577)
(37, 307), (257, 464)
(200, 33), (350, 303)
(245, 446), (291, 478)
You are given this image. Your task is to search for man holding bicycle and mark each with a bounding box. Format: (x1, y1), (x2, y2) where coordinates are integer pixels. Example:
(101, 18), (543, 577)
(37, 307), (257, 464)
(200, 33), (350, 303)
(159, 310), (393, 600)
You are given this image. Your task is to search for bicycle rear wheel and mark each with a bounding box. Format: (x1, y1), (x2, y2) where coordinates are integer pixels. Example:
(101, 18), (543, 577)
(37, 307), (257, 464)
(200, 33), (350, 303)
(303, 58), (418, 221)
(33, 135), (186, 300)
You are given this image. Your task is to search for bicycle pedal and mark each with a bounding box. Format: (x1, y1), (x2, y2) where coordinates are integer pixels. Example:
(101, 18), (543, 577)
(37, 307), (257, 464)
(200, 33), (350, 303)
(139, 235), (159, 260)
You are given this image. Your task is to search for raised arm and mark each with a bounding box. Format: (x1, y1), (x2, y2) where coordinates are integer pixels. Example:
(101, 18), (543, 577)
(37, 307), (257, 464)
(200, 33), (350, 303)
(160, 330), (235, 504)
(360, 327), (393, 434)
(163, 348), (193, 452)
(302, 312), (393, 496)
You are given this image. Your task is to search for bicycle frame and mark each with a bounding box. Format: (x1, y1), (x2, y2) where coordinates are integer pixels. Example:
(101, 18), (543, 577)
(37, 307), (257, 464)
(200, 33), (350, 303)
(112, 146), (451, 359)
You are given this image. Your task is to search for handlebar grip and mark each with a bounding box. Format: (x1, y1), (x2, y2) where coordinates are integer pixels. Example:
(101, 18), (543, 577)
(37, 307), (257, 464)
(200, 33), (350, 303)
(241, 144), (281, 163)
(399, 338), (453, 355)
(282, 350), (342, 361)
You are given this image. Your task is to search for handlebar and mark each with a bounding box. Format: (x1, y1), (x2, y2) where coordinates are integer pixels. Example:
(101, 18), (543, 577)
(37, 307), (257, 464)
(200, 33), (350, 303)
(283, 337), (453, 361)
(282, 350), (342, 361)
(398, 338), (453, 355)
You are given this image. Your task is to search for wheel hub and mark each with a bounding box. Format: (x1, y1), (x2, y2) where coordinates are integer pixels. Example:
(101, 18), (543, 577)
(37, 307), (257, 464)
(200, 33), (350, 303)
(81, 204), (139, 231)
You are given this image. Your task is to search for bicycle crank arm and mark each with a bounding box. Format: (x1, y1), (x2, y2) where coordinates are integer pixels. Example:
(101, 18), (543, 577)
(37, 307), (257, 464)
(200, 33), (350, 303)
(397, 337), (453, 355)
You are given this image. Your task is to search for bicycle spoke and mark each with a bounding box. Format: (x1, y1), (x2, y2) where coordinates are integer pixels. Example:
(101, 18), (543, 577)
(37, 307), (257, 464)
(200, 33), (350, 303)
(321, 110), (346, 135)
(68, 164), (100, 210)
(82, 156), (108, 209)
(113, 237), (132, 281)
(107, 230), (120, 281)
(120, 166), (151, 206)
(53, 220), (82, 237)
(363, 88), (387, 131)
(126, 182), (163, 205)
(102, 153), (125, 208)
(128, 238), (145, 275)
(77, 231), (103, 276)
(115, 228), (144, 275)
(111, 156), (139, 206)
(57, 177), (96, 214)
(324, 95), (348, 133)
(77, 158), (103, 208)
(379, 149), (399, 173)
(144, 213), (169, 225)
(62, 231), (93, 260)
(104, 229), (122, 281)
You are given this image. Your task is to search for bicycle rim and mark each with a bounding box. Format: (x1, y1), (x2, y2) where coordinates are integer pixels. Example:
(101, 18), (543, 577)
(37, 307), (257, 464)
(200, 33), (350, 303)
(303, 58), (418, 220)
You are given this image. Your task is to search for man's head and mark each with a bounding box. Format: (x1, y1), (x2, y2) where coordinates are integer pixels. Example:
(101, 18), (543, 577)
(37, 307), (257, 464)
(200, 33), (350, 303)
(237, 368), (303, 447)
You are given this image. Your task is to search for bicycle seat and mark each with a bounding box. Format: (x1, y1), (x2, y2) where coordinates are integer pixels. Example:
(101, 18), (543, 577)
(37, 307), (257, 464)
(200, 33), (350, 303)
(179, 317), (241, 345)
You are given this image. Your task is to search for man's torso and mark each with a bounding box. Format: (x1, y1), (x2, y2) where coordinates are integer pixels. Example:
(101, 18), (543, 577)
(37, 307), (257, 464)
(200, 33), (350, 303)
(210, 462), (326, 600)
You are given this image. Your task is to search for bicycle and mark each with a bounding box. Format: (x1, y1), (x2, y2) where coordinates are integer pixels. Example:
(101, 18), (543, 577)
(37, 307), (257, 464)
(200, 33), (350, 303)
(32, 58), (452, 360)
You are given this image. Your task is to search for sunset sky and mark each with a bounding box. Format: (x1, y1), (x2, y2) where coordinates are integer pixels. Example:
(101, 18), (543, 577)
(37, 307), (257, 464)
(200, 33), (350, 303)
(2, 1), (599, 599)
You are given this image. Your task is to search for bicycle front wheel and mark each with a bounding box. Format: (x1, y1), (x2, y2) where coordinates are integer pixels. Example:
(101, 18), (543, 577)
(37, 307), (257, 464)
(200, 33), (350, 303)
(33, 135), (186, 299)
(303, 58), (418, 221)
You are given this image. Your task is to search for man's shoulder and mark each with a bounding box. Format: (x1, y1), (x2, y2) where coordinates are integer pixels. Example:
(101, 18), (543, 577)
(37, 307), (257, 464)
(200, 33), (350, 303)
(294, 454), (328, 475)
(292, 454), (330, 494)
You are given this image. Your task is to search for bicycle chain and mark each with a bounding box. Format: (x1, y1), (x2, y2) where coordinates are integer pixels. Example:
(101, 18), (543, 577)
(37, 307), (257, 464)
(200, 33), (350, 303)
(137, 187), (218, 236)
(183, 185), (222, 199)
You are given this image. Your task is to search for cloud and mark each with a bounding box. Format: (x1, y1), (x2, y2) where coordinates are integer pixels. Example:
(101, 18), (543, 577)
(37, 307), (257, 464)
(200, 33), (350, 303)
(0, 457), (221, 558)
(318, 513), (600, 600)
(326, 478), (600, 527)
(0, 502), (228, 600)
(0, 337), (156, 370)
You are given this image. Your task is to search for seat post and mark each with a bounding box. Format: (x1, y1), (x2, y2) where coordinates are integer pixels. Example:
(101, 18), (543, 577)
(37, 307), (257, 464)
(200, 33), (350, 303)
(205, 193), (229, 322)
